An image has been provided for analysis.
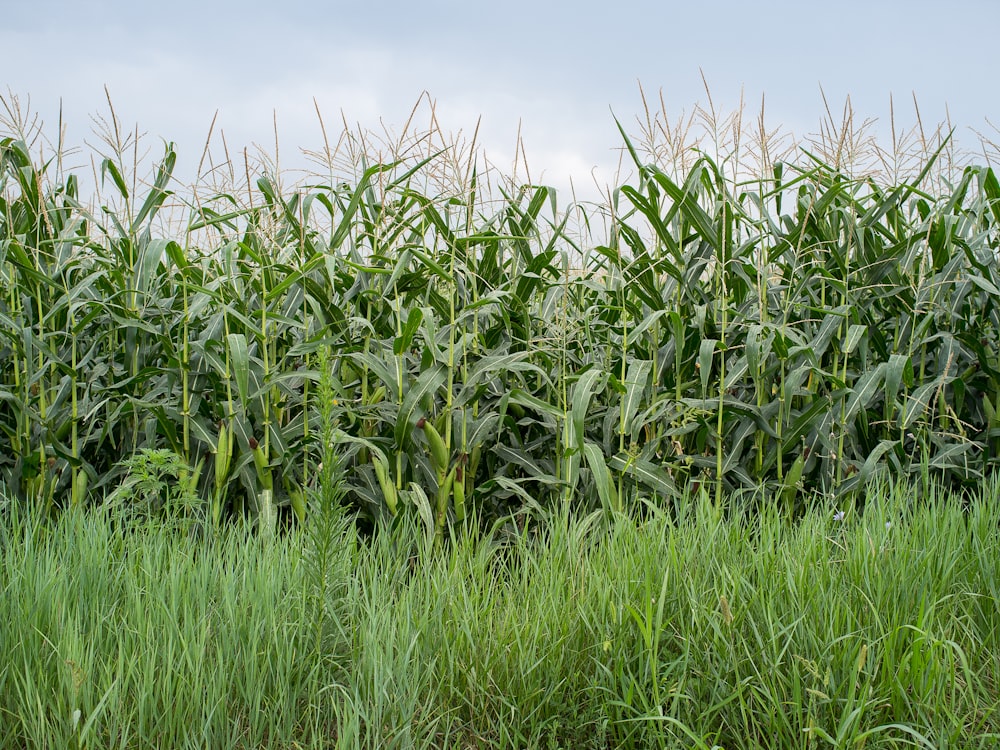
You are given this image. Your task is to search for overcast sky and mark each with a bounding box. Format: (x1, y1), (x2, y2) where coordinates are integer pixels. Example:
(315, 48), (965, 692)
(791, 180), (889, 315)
(5, 0), (999, 203)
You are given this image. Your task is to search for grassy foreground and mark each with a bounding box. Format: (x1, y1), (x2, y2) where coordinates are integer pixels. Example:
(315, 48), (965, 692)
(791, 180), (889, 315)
(1, 478), (998, 749)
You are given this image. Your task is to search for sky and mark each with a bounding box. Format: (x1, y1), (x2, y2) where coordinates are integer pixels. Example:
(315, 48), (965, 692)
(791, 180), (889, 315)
(4, 0), (999, 204)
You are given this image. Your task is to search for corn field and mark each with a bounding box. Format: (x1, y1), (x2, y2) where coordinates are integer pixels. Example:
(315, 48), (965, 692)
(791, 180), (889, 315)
(3, 96), (1000, 534)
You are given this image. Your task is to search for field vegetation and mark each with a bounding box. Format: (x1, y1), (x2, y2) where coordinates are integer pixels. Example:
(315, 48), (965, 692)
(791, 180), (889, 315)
(3, 92), (1000, 529)
(2, 478), (999, 748)
(1, 90), (1000, 746)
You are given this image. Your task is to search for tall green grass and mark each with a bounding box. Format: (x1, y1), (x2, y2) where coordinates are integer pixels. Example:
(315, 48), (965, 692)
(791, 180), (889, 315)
(2, 93), (1000, 533)
(1, 477), (998, 748)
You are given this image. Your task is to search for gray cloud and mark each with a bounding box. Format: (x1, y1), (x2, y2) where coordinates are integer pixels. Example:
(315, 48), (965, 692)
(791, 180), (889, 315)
(4, 0), (998, 205)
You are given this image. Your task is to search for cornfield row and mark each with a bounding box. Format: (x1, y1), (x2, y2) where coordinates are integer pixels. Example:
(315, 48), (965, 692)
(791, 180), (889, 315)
(3, 111), (1000, 534)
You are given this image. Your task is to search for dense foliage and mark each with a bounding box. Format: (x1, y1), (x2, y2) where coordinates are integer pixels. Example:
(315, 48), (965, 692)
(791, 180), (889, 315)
(2, 117), (1000, 532)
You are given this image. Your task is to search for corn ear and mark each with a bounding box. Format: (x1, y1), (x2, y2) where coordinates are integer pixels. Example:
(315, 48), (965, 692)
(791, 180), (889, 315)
(186, 457), (205, 496)
(453, 464), (466, 522)
(469, 445), (482, 479)
(434, 463), (457, 543)
(782, 452), (806, 507)
(422, 420), (449, 476)
(288, 484), (306, 523)
(72, 469), (88, 507)
(372, 452), (398, 516)
(214, 423), (231, 492)
(251, 441), (273, 491)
